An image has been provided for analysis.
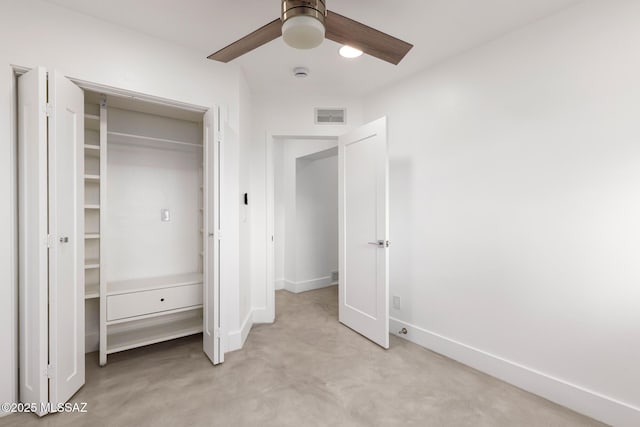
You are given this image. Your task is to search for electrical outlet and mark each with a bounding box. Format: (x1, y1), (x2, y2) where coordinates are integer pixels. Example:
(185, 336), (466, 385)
(392, 296), (401, 310)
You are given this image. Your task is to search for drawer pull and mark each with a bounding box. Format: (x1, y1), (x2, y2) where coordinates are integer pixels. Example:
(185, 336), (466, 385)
(160, 298), (165, 302)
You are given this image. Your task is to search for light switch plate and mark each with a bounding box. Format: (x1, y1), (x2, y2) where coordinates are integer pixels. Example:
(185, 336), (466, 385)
(161, 209), (171, 222)
(393, 296), (401, 310)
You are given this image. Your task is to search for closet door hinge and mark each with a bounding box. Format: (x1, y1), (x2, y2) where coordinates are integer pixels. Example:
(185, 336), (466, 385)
(214, 328), (222, 339)
(46, 364), (54, 379)
(44, 103), (53, 117)
(217, 230), (223, 240)
(46, 234), (54, 248)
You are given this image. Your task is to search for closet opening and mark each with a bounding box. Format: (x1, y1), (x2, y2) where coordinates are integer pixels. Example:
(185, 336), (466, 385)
(16, 66), (222, 414)
(270, 137), (339, 319)
(82, 90), (211, 365)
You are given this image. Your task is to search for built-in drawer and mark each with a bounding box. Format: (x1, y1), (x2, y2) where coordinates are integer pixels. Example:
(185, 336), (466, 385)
(107, 283), (202, 321)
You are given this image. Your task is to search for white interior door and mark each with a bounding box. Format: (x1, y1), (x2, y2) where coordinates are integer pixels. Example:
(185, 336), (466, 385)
(18, 67), (49, 416)
(338, 117), (389, 349)
(203, 107), (222, 364)
(48, 71), (85, 405)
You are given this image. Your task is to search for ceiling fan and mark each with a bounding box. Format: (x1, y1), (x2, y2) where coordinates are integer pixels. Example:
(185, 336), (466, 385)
(207, 0), (413, 65)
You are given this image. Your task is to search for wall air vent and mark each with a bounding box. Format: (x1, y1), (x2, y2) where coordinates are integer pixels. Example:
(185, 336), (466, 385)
(315, 108), (346, 125)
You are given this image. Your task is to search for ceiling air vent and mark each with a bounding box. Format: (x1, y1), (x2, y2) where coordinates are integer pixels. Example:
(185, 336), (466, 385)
(315, 108), (346, 125)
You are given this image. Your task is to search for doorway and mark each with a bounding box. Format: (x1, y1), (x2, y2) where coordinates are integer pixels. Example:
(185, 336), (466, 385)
(265, 118), (390, 348)
(273, 139), (339, 303)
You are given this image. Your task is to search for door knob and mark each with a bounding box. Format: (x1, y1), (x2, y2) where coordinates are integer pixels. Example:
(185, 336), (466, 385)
(368, 240), (389, 248)
(59, 237), (69, 243)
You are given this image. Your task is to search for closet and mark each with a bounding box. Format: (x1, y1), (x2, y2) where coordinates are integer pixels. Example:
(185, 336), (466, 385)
(18, 67), (222, 416)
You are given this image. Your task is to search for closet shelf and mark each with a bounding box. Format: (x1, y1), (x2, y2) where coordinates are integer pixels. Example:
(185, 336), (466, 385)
(84, 204), (100, 210)
(107, 273), (203, 296)
(84, 174), (100, 182)
(85, 233), (100, 240)
(84, 144), (100, 158)
(86, 154), (100, 161)
(84, 259), (100, 270)
(84, 114), (100, 131)
(85, 283), (100, 300)
(106, 305), (204, 326)
(108, 131), (203, 149)
(106, 314), (203, 355)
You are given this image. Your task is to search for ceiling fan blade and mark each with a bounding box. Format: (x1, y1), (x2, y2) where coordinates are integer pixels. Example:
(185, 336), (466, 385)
(208, 18), (282, 63)
(325, 11), (413, 65)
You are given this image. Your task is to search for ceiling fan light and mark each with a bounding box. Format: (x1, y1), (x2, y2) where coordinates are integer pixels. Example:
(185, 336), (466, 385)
(282, 16), (325, 50)
(339, 45), (363, 59)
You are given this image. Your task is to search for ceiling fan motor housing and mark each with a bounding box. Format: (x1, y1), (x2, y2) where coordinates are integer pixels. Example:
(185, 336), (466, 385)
(281, 0), (328, 49)
(281, 0), (327, 25)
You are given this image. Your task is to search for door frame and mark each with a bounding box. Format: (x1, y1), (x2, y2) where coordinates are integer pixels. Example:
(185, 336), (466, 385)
(69, 76), (224, 365)
(10, 66), (226, 400)
(261, 130), (345, 324)
(71, 79), (225, 365)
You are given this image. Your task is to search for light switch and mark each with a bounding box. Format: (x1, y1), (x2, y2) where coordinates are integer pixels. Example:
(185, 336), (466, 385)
(161, 209), (171, 222)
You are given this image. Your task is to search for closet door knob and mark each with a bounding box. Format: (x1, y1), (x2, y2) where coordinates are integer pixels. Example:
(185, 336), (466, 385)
(160, 298), (165, 302)
(59, 237), (69, 243)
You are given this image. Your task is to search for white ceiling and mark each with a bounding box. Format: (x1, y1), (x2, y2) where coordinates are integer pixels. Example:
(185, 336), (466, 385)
(44, 0), (582, 97)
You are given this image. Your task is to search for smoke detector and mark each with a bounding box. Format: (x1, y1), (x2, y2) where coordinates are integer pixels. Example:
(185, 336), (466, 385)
(293, 67), (309, 78)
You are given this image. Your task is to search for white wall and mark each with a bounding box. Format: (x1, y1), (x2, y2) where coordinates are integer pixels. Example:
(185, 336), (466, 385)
(106, 142), (202, 282)
(0, 45), (18, 419)
(295, 153), (339, 288)
(274, 140), (286, 287)
(235, 71), (253, 347)
(363, 1), (640, 425)
(0, 0), (248, 410)
(273, 140), (338, 292)
(249, 93), (364, 321)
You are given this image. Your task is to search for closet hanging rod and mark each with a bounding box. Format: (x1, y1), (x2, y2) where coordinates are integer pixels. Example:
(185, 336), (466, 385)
(107, 131), (203, 149)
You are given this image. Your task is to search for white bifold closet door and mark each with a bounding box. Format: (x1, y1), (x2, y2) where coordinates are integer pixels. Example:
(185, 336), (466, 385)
(19, 67), (222, 415)
(19, 67), (85, 415)
(203, 108), (222, 365)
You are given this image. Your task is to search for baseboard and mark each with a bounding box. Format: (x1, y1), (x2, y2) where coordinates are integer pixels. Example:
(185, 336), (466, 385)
(275, 278), (285, 291)
(252, 306), (274, 324)
(283, 276), (336, 294)
(227, 309), (254, 352)
(389, 317), (640, 427)
(283, 279), (297, 293)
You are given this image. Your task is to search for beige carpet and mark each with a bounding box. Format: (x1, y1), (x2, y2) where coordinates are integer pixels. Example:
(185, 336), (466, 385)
(1, 286), (603, 426)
